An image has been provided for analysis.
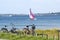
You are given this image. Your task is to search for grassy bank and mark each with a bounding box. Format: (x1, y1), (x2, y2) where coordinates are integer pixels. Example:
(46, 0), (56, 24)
(0, 29), (59, 40)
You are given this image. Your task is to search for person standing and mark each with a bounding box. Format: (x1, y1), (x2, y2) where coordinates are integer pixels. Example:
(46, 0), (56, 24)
(31, 24), (36, 36)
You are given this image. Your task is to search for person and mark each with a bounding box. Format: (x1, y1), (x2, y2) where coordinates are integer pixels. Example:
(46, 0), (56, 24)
(26, 25), (29, 30)
(5, 25), (7, 27)
(26, 25), (30, 34)
(11, 27), (16, 32)
(1, 25), (8, 32)
(31, 24), (36, 36)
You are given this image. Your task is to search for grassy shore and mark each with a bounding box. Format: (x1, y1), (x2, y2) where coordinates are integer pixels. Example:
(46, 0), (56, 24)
(0, 29), (59, 40)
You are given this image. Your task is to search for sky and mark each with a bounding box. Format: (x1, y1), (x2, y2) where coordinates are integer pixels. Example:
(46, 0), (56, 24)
(0, 0), (60, 14)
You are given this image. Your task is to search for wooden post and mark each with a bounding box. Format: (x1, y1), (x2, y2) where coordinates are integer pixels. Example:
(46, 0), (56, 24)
(53, 35), (56, 40)
(57, 30), (60, 40)
(53, 35), (54, 40)
(46, 34), (48, 40)
(58, 31), (59, 40)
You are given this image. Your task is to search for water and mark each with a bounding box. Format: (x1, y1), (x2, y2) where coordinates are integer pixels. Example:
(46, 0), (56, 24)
(0, 14), (60, 30)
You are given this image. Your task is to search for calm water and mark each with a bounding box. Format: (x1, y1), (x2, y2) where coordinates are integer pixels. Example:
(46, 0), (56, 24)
(0, 14), (60, 30)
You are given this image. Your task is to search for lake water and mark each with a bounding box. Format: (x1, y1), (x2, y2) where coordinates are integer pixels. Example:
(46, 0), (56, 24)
(0, 14), (60, 30)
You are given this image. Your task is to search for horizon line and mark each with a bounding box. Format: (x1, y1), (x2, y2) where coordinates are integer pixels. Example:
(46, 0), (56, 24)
(0, 12), (60, 15)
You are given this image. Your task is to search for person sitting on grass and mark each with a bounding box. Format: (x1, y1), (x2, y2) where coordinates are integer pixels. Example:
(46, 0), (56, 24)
(23, 25), (30, 35)
(10, 27), (16, 33)
(1, 25), (8, 32)
(26, 25), (30, 34)
(10, 27), (19, 35)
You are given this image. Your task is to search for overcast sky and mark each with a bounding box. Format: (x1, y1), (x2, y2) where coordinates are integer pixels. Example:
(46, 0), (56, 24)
(0, 0), (60, 14)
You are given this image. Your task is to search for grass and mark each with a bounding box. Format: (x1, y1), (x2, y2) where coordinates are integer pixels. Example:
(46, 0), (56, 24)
(0, 33), (48, 40)
(0, 29), (59, 40)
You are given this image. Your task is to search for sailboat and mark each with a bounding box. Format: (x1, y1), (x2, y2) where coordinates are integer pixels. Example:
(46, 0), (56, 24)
(29, 8), (36, 20)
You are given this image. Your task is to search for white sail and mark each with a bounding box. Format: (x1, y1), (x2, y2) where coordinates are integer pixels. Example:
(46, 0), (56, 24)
(29, 8), (35, 20)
